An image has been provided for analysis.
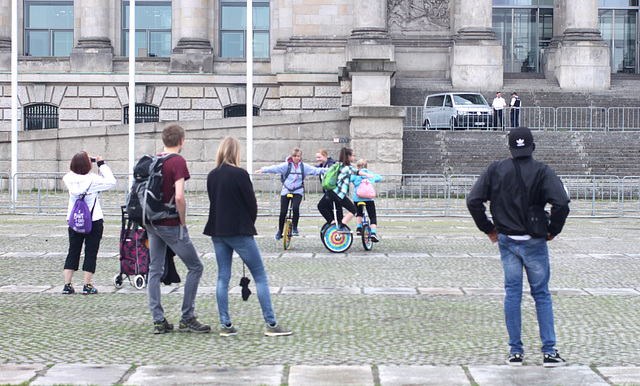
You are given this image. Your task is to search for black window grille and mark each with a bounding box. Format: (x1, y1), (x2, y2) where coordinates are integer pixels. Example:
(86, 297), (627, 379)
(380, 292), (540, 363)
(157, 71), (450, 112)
(124, 104), (160, 124)
(24, 104), (59, 130)
(224, 104), (259, 118)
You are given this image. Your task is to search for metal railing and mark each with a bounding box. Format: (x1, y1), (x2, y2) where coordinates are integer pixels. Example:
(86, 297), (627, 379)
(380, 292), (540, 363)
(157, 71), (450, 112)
(404, 106), (640, 131)
(3, 172), (639, 218)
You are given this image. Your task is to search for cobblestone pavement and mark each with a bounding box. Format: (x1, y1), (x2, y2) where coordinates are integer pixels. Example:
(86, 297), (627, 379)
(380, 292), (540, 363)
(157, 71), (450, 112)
(0, 214), (639, 385)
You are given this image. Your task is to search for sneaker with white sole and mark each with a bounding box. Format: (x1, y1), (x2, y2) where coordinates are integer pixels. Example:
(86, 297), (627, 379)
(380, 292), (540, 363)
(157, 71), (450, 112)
(264, 323), (293, 336)
(543, 350), (567, 367)
(220, 323), (238, 337)
(506, 353), (523, 366)
(274, 231), (283, 240)
(371, 233), (379, 242)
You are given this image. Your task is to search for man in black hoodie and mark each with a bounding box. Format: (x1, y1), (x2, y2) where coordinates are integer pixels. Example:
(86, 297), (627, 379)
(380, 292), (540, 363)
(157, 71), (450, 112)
(467, 127), (570, 368)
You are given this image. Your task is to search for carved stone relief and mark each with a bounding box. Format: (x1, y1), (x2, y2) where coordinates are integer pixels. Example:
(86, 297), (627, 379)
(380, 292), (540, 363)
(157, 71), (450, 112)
(388, 0), (450, 35)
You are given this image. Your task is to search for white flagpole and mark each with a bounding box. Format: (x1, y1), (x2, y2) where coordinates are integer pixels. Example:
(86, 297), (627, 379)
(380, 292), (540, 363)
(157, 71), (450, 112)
(246, 0), (253, 173)
(128, 0), (136, 187)
(11, 0), (18, 209)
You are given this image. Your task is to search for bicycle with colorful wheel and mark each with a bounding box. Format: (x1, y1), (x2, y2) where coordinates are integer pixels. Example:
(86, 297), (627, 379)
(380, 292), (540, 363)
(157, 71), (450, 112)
(320, 201), (353, 253)
(282, 193), (295, 250)
(357, 202), (374, 251)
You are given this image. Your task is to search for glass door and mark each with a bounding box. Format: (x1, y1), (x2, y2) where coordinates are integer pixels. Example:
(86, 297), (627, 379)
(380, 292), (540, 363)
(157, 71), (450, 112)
(599, 9), (638, 73)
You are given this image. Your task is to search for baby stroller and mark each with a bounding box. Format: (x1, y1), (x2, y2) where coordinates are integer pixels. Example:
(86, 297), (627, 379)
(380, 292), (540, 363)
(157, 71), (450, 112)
(114, 205), (149, 289)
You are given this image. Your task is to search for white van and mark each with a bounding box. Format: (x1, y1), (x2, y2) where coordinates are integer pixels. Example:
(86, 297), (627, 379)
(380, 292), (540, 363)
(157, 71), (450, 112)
(422, 92), (492, 130)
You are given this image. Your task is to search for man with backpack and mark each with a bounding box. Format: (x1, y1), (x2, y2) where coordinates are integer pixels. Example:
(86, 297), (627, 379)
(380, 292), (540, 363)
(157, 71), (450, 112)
(143, 124), (210, 334)
(255, 148), (327, 239)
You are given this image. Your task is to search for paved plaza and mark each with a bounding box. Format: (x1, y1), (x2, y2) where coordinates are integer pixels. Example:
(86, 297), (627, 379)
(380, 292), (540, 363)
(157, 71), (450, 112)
(0, 213), (639, 385)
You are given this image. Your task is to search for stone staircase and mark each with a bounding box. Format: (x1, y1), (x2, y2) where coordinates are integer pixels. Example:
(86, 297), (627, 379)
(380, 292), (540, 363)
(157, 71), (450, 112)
(402, 131), (640, 177)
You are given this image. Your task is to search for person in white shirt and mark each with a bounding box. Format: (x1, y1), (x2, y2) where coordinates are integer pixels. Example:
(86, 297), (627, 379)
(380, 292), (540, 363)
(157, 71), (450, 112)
(510, 92), (521, 127)
(492, 91), (507, 130)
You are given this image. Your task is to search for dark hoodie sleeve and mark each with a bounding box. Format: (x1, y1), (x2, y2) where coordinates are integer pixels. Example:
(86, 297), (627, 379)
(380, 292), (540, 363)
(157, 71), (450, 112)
(466, 163), (496, 234)
(542, 166), (570, 236)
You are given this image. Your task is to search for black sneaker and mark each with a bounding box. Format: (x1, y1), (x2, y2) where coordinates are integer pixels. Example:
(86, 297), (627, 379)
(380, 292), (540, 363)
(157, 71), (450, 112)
(543, 350), (567, 367)
(179, 317), (211, 333)
(371, 233), (379, 242)
(292, 228), (299, 236)
(337, 225), (352, 234)
(82, 284), (98, 295)
(356, 227), (362, 236)
(220, 323), (239, 337)
(153, 319), (174, 334)
(506, 353), (524, 366)
(62, 283), (74, 295)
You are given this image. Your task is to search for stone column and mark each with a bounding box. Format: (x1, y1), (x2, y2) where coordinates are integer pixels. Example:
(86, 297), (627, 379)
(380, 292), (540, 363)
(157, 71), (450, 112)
(70, 0), (114, 72)
(556, 0), (610, 89)
(344, 0), (401, 175)
(169, 0), (213, 73)
(0, 0), (10, 70)
(543, 0), (565, 79)
(450, 0), (503, 90)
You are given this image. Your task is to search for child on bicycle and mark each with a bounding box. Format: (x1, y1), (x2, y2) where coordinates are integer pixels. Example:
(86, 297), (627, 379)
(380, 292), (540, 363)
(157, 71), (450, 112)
(351, 159), (382, 242)
(255, 148), (326, 240)
(317, 148), (374, 233)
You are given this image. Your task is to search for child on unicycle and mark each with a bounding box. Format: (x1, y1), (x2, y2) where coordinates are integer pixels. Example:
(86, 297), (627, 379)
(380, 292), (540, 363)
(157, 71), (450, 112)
(351, 159), (382, 242)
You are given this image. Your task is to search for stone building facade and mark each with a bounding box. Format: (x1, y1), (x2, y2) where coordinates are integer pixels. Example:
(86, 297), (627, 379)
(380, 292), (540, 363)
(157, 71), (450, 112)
(0, 0), (621, 131)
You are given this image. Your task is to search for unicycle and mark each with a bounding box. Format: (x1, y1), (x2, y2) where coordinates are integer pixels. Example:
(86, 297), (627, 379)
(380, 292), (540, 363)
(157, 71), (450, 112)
(320, 202), (353, 253)
(283, 194), (294, 250)
(358, 202), (373, 251)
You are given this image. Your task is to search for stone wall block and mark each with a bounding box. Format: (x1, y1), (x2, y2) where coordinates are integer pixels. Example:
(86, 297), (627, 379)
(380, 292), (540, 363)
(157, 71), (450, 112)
(262, 98), (282, 111)
(91, 98), (122, 109)
(254, 87), (269, 106)
(79, 109), (104, 121)
(104, 110), (122, 122)
(204, 110), (223, 120)
(165, 87), (178, 98)
(159, 110), (178, 121)
(59, 109), (78, 120)
(151, 87), (166, 107)
(229, 88), (246, 105)
(18, 86), (30, 105)
(266, 87), (280, 99)
(281, 98), (301, 109)
(135, 86), (147, 104)
(115, 87), (128, 106)
(44, 86), (54, 103)
(0, 98), (10, 108)
(281, 86), (314, 97)
(315, 86), (341, 97)
(192, 99), (219, 110)
(60, 98), (91, 109)
(78, 86), (103, 97)
(204, 87), (217, 98)
(51, 87), (66, 105)
(65, 87), (78, 97)
(301, 97), (341, 109)
(215, 87), (231, 106)
(180, 87), (204, 98)
(161, 98), (191, 109)
(178, 110), (204, 121)
(104, 87), (117, 97)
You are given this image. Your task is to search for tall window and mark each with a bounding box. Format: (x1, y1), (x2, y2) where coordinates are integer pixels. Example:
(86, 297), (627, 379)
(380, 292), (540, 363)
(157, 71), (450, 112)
(220, 0), (270, 58)
(123, 104), (160, 124)
(123, 1), (172, 57)
(24, 1), (73, 56)
(24, 104), (59, 130)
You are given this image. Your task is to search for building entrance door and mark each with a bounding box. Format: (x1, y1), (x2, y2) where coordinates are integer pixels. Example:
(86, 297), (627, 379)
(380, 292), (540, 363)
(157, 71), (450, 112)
(493, 5), (553, 73)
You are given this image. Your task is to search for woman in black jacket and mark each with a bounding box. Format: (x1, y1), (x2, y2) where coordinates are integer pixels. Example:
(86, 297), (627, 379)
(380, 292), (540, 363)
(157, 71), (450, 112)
(204, 136), (292, 337)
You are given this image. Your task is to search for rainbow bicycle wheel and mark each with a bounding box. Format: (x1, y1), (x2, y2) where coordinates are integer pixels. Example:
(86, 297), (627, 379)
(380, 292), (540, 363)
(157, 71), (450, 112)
(321, 224), (353, 253)
(283, 220), (292, 250)
(361, 224), (373, 251)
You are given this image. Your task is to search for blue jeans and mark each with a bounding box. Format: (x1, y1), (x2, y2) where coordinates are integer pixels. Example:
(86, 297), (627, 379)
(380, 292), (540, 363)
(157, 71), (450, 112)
(498, 234), (556, 355)
(147, 225), (203, 323)
(212, 236), (276, 325)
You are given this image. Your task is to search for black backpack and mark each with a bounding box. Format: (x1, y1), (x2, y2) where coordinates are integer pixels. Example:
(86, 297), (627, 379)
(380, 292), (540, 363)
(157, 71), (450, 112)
(126, 153), (180, 226)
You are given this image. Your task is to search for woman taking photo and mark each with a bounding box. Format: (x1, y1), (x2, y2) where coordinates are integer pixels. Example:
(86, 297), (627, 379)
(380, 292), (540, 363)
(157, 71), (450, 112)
(204, 136), (292, 337)
(255, 148), (326, 239)
(62, 152), (116, 294)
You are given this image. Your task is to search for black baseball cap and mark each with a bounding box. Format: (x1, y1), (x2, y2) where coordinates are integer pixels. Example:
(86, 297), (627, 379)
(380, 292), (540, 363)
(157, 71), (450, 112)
(509, 127), (534, 158)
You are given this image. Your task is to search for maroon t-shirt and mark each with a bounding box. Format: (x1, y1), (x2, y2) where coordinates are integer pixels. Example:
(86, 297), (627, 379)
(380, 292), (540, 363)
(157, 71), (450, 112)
(156, 153), (190, 226)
